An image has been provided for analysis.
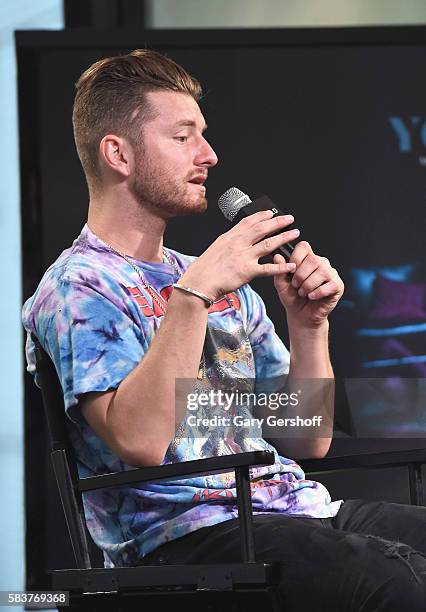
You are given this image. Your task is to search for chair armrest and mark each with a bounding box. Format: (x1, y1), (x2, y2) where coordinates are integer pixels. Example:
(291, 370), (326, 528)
(78, 450), (275, 492)
(300, 447), (426, 473)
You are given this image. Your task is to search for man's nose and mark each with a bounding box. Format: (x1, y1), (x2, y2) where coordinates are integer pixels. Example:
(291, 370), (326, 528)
(198, 138), (218, 168)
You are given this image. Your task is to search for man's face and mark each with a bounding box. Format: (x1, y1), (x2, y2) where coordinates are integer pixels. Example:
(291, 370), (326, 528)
(129, 90), (218, 217)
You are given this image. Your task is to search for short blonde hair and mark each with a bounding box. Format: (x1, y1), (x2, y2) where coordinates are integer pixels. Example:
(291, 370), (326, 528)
(72, 49), (202, 190)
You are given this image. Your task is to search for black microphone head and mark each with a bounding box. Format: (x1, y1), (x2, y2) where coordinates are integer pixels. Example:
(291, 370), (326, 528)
(218, 187), (252, 221)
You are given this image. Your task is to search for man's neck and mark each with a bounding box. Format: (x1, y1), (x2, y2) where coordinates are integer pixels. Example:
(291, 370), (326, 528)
(88, 192), (167, 263)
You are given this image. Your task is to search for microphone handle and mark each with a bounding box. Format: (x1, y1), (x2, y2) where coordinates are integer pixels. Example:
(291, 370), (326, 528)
(233, 195), (300, 260)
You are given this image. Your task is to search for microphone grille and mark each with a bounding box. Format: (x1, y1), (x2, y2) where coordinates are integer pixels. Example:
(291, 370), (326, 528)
(218, 187), (252, 221)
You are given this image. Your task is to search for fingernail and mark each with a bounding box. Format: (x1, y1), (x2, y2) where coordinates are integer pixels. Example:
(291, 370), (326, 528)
(292, 228), (300, 236)
(298, 288), (305, 297)
(287, 263), (296, 271)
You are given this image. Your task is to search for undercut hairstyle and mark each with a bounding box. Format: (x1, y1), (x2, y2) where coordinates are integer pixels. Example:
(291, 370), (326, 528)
(72, 49), (202, 192)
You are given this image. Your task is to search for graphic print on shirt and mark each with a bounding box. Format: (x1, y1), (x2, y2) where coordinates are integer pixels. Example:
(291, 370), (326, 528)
(129, 285), (241, 318)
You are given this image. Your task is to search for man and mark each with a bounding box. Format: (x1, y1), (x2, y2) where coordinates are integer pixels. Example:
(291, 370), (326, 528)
(23, 50), (426, 610)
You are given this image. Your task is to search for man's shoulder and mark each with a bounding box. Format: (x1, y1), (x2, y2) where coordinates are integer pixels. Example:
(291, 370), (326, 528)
(42, 242), (102, 293)
(22, 226), (125, 324)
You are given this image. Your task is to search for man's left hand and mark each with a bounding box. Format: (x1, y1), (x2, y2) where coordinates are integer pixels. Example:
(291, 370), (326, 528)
(273, 242), (344, 328)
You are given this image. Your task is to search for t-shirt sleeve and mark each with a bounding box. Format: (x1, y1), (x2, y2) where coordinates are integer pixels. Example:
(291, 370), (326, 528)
(238, 283), (290, 383)
(26, 279), (149, 423)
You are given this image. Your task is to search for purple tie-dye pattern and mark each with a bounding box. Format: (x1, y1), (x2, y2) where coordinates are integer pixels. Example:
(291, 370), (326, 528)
(22, 224), (342, 567)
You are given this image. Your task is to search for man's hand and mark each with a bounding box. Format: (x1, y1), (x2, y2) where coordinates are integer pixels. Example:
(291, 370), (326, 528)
(273, 242), (344, 328)
(180, 209), (299, 301)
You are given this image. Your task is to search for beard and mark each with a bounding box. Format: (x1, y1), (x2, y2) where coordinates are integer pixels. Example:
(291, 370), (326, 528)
(129, 150), (207, 218)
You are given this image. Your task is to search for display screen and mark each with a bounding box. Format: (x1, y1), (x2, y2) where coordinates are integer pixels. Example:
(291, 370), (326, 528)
(31, 38), (426, 438)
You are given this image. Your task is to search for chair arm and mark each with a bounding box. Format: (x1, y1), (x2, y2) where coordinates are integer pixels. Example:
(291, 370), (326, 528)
(78, 450), (275, 492)
(300, 447), (426, 473)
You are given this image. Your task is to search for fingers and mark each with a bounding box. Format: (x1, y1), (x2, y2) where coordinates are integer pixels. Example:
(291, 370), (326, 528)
(253, 227), (300, 258)
(289, 240), (313, 269)
(289, 242), (318, 292)
(257, 258), (296, 277)
(293, 266), (331, 298)
(292, 256), (327, 297)
(305, 278), (343, 301)
(227, 215), (344, 300)
(233, 211), (297, 246)
(234, 208), (275, 231)
(289, 242), (344, 299)
(230, 212), (299, 263)
(248, 214), (295, 243)
(258, 262), (296, 277)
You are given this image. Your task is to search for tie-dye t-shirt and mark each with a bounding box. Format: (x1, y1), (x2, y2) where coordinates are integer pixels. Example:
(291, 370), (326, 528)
(22, 224), (342, 567)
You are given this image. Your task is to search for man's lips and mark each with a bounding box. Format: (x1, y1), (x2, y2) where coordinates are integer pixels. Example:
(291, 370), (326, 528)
(188, 175), (207, 185)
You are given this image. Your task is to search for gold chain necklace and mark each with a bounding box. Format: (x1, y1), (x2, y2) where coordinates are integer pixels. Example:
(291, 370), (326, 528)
(103, 241), (180, 315)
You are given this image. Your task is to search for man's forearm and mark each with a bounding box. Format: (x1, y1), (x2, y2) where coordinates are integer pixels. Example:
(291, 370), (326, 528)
(288, 318), (333, 379)
(106, 290), (209, 466)
(268, 318), (334, 460)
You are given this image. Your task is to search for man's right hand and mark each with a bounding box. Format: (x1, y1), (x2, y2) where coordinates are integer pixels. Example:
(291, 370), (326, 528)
(180, 209), (300, 301)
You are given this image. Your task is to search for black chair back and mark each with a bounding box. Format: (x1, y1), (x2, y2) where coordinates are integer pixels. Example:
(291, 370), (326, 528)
(32, 334), (91, 569)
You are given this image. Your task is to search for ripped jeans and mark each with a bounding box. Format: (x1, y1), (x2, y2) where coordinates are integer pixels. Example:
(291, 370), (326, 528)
(141, 499), (426, 611)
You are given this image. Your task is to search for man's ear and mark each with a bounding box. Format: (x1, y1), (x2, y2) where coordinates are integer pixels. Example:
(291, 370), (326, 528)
(99, 134), (134, 178)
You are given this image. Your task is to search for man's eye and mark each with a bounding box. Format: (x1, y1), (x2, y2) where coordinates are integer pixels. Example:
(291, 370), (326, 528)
(175, 136), (188, 143)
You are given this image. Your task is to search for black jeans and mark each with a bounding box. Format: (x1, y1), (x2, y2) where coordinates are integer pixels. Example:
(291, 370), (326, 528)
(141, 499), (426, 611)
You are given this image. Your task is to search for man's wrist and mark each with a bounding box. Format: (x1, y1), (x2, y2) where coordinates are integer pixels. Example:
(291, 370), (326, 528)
(168, 285), (212, 313)
(172, 283), (213, 307)
(179, 268), (217, 303)
(287, 319), (333, 378)
(287, 317), (329, 342)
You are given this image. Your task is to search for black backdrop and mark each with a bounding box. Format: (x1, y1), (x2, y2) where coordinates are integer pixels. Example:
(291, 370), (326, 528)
(17, 27), (426, 586)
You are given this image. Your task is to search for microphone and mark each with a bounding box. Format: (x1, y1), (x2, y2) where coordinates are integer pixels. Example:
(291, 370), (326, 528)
(218, 187), (301, 260)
